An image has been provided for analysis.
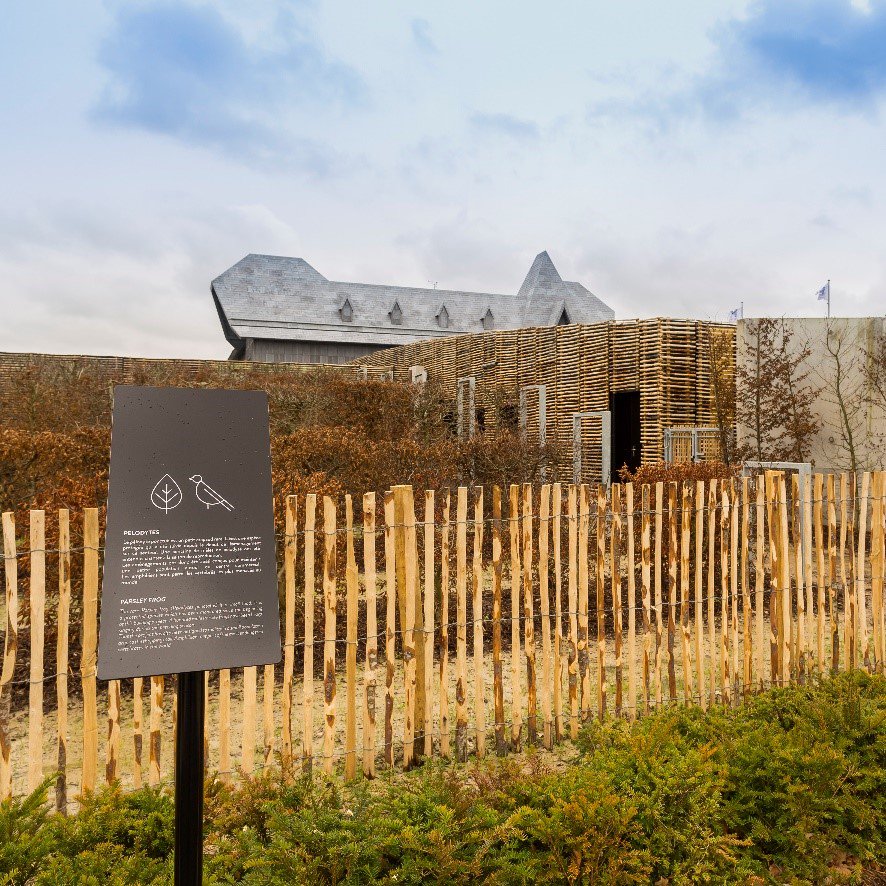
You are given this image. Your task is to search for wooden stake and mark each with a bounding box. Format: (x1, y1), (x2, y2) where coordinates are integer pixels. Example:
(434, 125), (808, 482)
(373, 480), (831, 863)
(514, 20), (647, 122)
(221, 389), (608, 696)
(218, 669), (230, 781)
(455, 486), (468, 761)
(870, 473), (883, 672)
(82, 508), (99, 794)
(654, 482), (664, 707)
(344, 495), (358, 780)
(56, 510), (70, 811)
(666, 483), (678, 704)
(383, 491), (396, 767)
(720, 485), (731, 703)
(579, 484), (591, 720)
(827, 474), (838, 672)
(840, 474), (852, 669)
(363, 492), (377, 778)
(552, 483), (564, 740)
(322, 495), (337, 775)
(106, 678), (120, 785)
(694, 482), (706, 709)
(423, 490), (435, 759)
(755, 479), (766, 691)
(679, 485), (692, 705)
(791, 474), (805, 680)
(401, 486), (419, 766)
(282, 496), (297, 763)
(566, 485), (579, 738)
(523, 484), (538, 741)
(857, 472), (870, 670)
(626, 483), (637, 721)
(741, 478), (751, 695)
(611, 484), (624, 717)
(707, 481), (718, 706)
(1, 512), (18, 801)
(473, 487), (486, 757)
(730, 483), (740, 700)
(539, 484), (553, 747)
(241, 666), (256, 775)
(492, 486), (506, 754)
(132, 676), (143, 790)
(803, 473), (814, 677)
(28, 510), (46, 792)
(439, 490), (451, 759)
(777, 475), (791, 685)
(640, 485), (652, 715)
(302, 494), (316, 774)
(509, 485), (523, 749)
(813, 475), (825, 673)
(596, 484), (608, 720)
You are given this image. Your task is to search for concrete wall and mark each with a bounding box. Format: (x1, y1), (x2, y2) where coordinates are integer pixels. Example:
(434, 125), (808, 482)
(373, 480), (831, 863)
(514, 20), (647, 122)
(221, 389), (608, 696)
(736, 317), (886, 472)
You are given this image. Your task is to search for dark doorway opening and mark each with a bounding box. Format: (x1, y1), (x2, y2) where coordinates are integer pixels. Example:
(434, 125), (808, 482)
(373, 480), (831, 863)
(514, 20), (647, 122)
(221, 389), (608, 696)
(610, 391), (641, 482)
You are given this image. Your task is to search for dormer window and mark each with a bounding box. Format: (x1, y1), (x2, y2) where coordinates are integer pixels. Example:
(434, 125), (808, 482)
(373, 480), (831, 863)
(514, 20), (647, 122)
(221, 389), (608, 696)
(557, 307), (570, 325)
(481, 308), (494, 331)
(389, 300), (403, 325)
(436, 304), (450, 329)
(339, 297), (354, 323)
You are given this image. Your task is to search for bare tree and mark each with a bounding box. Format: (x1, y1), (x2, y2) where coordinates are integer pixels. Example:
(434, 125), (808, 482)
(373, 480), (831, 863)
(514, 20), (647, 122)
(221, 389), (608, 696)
(735, 317), (821, 462)
(707, 325), (736, 463)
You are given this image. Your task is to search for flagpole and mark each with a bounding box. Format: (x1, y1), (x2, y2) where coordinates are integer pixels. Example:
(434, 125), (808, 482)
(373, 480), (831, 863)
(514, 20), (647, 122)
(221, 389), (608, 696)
(827, 279), (831, 318)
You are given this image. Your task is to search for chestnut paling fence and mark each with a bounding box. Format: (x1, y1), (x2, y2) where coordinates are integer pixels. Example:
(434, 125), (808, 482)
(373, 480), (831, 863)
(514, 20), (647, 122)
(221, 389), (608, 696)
(1, 470), (885, 811)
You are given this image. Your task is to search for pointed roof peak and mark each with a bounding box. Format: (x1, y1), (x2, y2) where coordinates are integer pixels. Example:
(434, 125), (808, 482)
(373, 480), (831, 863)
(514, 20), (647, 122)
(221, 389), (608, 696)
(518, 250), (563, 298)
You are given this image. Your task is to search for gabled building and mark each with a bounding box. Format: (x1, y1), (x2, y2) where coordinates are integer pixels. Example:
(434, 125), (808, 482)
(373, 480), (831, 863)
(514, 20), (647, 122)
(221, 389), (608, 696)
(212, 250), (615, 363)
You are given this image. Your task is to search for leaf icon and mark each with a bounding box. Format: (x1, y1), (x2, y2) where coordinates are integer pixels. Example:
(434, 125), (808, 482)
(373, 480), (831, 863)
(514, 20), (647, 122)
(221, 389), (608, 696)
(151, 474), (183, 512)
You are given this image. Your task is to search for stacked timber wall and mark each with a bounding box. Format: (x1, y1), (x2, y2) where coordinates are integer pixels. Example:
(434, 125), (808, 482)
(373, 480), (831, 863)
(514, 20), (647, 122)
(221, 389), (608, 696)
(353, 319), (736, 477)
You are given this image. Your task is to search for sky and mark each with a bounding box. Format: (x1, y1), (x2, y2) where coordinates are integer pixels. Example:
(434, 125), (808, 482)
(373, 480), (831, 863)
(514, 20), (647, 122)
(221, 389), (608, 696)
(1, 0), (885, 359)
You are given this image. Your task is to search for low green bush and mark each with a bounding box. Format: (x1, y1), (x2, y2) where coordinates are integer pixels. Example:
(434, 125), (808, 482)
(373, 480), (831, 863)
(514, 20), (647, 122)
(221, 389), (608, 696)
(1, 673), (883, 885)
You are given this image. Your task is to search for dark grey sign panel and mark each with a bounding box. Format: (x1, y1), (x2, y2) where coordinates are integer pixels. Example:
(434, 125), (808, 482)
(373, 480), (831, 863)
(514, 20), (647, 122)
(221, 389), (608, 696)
(98, 386), (281, 680)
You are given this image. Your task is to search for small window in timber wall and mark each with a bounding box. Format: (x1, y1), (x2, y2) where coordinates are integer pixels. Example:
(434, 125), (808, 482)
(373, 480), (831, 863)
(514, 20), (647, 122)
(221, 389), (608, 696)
(500, 403), (519, 432)
(389, 300), (403, 325)
(475, 407), (486, 432)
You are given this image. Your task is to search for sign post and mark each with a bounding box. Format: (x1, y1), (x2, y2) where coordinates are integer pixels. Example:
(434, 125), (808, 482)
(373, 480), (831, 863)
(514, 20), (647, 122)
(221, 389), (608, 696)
(97, 386), (281, 885)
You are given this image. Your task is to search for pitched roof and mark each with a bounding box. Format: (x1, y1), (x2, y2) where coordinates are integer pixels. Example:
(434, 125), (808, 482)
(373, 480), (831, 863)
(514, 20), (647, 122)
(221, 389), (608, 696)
(212, 251), (615, 351)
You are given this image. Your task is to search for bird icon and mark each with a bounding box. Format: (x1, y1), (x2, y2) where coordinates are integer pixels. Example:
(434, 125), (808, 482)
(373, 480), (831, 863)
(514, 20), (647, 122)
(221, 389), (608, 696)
(189, 475), (234, 511)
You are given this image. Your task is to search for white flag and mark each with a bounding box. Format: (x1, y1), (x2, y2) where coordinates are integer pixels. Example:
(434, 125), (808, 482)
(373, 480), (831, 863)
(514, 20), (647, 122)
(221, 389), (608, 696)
(728, 307), (741, 321)
(816, 281), (830, 301)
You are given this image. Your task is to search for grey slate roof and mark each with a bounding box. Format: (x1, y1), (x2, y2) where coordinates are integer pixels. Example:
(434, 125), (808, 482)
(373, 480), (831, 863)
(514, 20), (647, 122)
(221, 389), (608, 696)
(211, 251), (615, 353)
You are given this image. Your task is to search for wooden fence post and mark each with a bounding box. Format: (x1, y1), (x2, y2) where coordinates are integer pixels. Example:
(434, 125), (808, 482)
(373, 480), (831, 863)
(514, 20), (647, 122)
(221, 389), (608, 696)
(401, 486), (419, 767)
(720, 485), (731, 703)
(423, 490), (435, 759)
(344, 495), (358, 780)
(492, 487), (506, 754)
(754, 478), (765, 691)
(539, 484), (553, 747)
(611, 484), (624, 717)
(282, 496), (297, 764)
(777, 475), (792, 685)
(579, 484), (591, 720)
(303, 494), (316, 774)
(596, 484), (608, 720)
(473, 487), (486, 757)
(241, 666), (256, 776)
(567, 485), (579, 738)
(363, 492), (378, 777)
(1, 512), (18, 801)
(149, 675), (163, 787)
(813, 475), (825, 673)
(262, 666), (274, 770)
(439, 491), (451, 759)
(654, 482), (664, 707)
(322, 495), (337, 775)
(802, 473), (814, 677)
(679, 485), (692, 705)
(106, 678), (120, 785)
(731, 483), (740, 700)
(857, 473), (871, 670)
(28, 510), (46, 792)
(509, 484), (523, 749)
(626, 483), (637, 721)
(707, 481), (718, 706)
(640, 485), (652, 715)
(666, 483), (678, 704)
(694, 482), (705, 709)
(827, 475), (838, 672)
(840, 474), (852, 669)
(56, 510), (71, 811)
(870, 473), (883, 672)
(791, 474), (805, 680)
(82, 508), (99, 794)
(552, 483), (564, 740)
(383, 491), (396, 767)
(455, 486), (468, 762)
(218, 669), (230, 781)
(523, 484), (537, 742)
